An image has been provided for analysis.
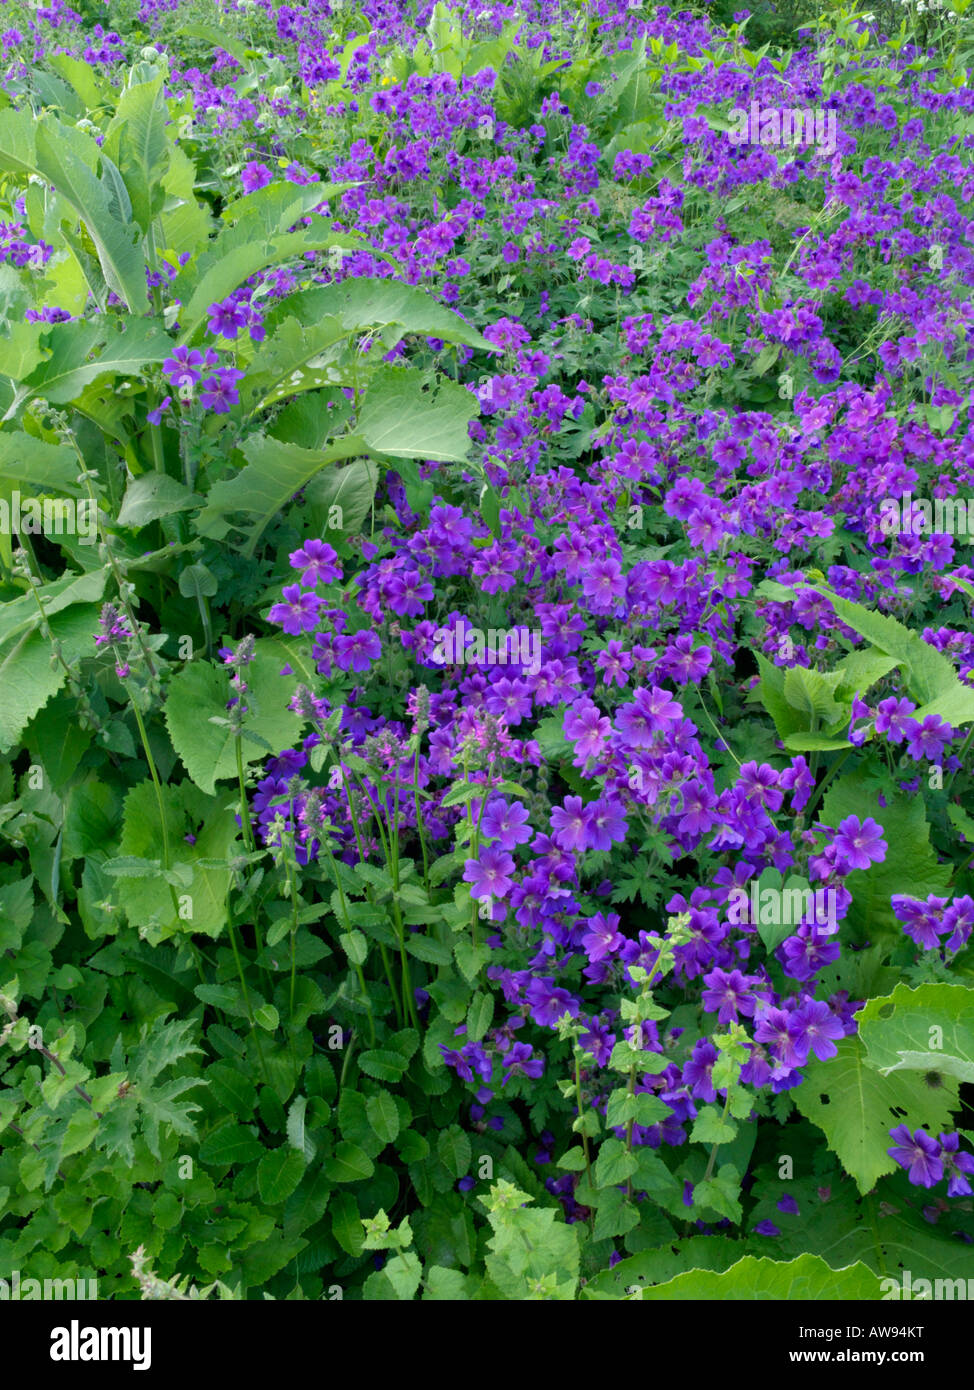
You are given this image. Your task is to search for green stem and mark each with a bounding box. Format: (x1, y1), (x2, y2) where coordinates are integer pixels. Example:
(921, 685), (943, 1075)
(236, 738), (256, 854)
(574, 1046), (596, 1235)
(342, 768), (404, 1028)
(226, 917), (269, 1084)
(323, 842), (376, 1046)
(413, 742), (430, 896)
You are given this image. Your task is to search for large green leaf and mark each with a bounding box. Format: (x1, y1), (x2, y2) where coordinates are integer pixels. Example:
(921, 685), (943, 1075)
(33, 117), (148, 313)
(637, 1252), (882, 1300)
(806, 584), (962, 707)
(820, 769), (951, 941)
(238, 315), (352, 416)
(194, 433), (369, 555)
(357, 365), (479, 462)
(0, 108), (39, 176)
(3, 318), (173, 415)
(795, 1036), (957, 1195)
(113, 782), (239, 940)
(0, 566), (107, 654)
(164, 638), (304, 793)
(0, 601), (99, 752)
(858, 983), (974, 1085)
(103, 74), (170, 234)
(172, 181), (363, 342)
(269, 278), (492, 352)
(0, 431), (85, 496)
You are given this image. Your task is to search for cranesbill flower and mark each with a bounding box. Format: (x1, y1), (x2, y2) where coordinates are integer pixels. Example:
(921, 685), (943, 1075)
(701, 967), (757, 1023)
(268, 584), (324, 635)
(831, 815), (887, 872)
(241, 160), (273, 193)
(524, 977), (580, 1028)
(874, 696), (916, 741)
(334, 630), (381, 673)
(903, 713), (955, 762)
(550, 796), (592, 852)
(480, 798), (532, 851)
(199, 367), (244, 414)
(463, 845), (516, 900)
(580, 911), (624, 964)
(289, 539), (342, 586)
(888, 1125), (943, 1188)
(502, 1042), (544, 1085)
(615, 686), (683, 747)
(892, 894), (948, 950)
(787, 998), (845, 1063)
(939, 1132), (974, 1197)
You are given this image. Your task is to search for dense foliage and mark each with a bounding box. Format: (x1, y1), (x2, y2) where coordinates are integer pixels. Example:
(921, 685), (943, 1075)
(0, 0), (972, 1301)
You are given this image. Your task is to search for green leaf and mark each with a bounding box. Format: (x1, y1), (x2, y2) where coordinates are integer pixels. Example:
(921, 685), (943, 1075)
(257, 1146), (306, 1205)
(357, 1048), (409, 1083)
(820, 769), (951, 940)
(5, 317), (173, 412)
(437, 1125), (472, 1178)
(857, 983), (974, 1084)
(174, 196), (365, 345)
(593, 1137), (638, 1188)
(689, 1105), (738, 1145)
(205, 1062), (257, 1117)
(556, 1147), (589, 1172)
(286, 1095), (315, 1160)
(254, 1004), (279, 1032)
(199, 1122), (264, 1166)
(782, 665), (845, 726)
(103, 74), (169, 234)
(795, 1035), (957, 1195)
(269, 278), (492, 353)
(357, 366), (479, 463)
(34, 117), (147, 313)
(118, 474), (200, 528)
(194, 433), (366, 555)
(326, 1141), (375, 1184)
(807, 583), (961, 707)
(366, 1091), (400, 1145)
(638, 1253), (883, 1300)
(164, 640), (302, 793)
(0, 601), (99, 754)
(0, 430), (84, 496)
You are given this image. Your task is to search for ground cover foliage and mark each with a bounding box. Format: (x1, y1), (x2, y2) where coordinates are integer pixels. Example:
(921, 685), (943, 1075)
(0, 0), (972, 1302)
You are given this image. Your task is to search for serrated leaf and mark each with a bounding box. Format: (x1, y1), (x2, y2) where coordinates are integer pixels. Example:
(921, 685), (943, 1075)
(795, 1035), (957, 1195)
(858, 982), (974, 1084)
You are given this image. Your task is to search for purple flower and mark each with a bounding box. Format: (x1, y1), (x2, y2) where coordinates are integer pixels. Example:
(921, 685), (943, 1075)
(939, 1132), (974, 1197)
(787, 999), (845, 1063)
(480, 798), (532, 851)
(524, 977), (580, 1028)
(241, 160), (273, 193)
(334, 630), (381, 673)
(289, 539), (342, 587)
(463, 845), (516, 901)
(831, 815), (887, 872)
(888, 1125), (943, 1188)
(268, 584), (324, 635)
(199, 368), (244, 414)
(501, 1042), (544, 1085)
